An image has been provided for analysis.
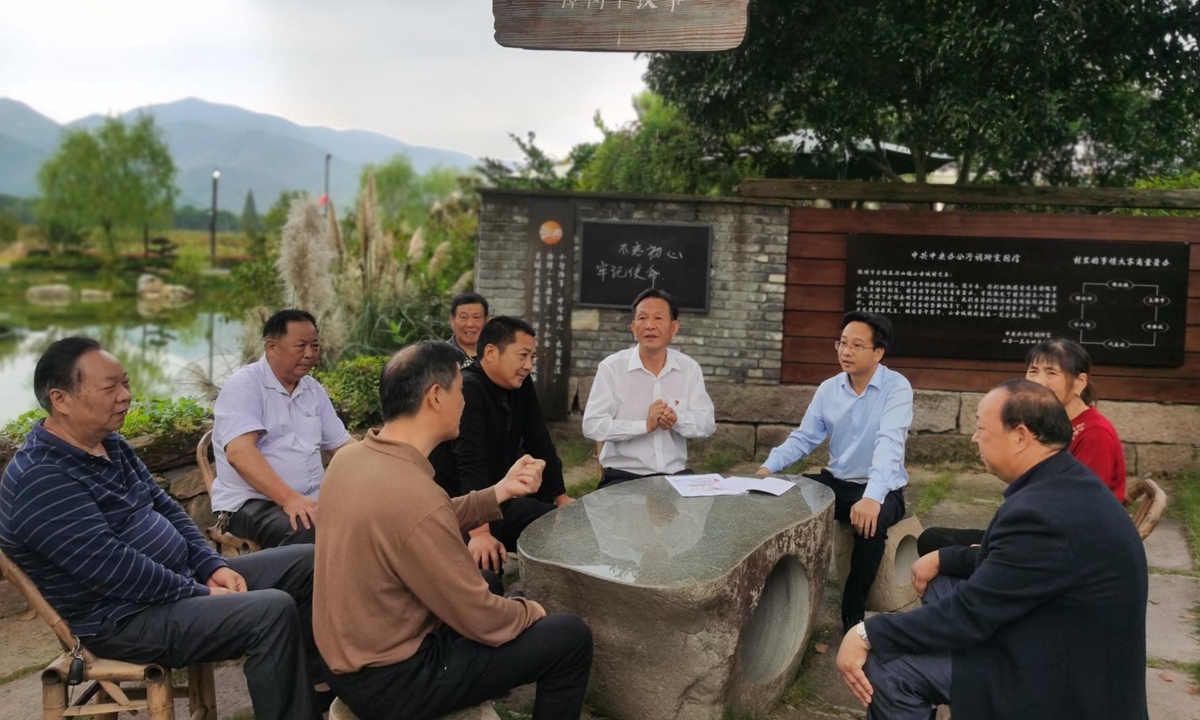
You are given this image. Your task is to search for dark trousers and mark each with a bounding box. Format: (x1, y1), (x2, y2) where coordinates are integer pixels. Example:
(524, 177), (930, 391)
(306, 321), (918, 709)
(917, 527), (985, 557)
(327, 614), (594, 720)
(228, 498), (315, 548)
(805, 470), (906, 630)
(86, 545), (320, 720)
(864, 575), (955, 720)
(492, 497), (557, 553)
(598, 467), (695, 490)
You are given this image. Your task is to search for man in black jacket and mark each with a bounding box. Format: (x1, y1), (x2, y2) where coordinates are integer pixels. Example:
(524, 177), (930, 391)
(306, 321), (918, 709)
(431, 316), (572, 572)
(836, 379), (1147, 720)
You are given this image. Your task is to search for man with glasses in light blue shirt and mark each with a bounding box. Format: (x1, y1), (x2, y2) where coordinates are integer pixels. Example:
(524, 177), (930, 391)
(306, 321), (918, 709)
(757, 311), (912, 633)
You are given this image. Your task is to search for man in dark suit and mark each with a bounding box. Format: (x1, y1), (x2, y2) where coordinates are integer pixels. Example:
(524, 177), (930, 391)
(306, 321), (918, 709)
(430, 316), (572, 573)
(836, 379), (1148, 720)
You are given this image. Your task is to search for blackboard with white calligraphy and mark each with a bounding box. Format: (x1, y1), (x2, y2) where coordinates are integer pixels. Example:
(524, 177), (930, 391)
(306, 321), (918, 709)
(579, 220), (712, 312)
(845, 234), (1190, 367)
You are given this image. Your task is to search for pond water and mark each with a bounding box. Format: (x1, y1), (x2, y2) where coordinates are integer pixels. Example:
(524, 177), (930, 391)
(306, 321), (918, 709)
(0, 296), (249, 425)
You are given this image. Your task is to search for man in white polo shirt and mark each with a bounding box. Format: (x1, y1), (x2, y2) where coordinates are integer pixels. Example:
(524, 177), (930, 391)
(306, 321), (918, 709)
(583, 289), (715, 489)
(211, 309), (353, 547)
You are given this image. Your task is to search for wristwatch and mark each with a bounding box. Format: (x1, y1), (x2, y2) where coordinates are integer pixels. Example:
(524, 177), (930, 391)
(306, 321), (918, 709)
(854, 621), (871, 649)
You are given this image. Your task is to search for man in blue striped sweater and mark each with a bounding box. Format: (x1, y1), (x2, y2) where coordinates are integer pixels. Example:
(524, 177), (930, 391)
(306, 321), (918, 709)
(0, 337), (321, 720)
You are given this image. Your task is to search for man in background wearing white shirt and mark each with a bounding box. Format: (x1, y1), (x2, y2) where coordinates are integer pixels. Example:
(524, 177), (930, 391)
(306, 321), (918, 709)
(211, 309), (354, 548)
(583, 289), (716, 489)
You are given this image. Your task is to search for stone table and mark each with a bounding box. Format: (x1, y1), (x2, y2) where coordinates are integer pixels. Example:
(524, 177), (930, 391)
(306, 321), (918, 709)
(518, 475), (836, 720)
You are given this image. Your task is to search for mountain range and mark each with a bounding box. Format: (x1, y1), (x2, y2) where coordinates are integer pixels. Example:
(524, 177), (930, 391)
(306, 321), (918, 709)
(0, 97), (478, 212)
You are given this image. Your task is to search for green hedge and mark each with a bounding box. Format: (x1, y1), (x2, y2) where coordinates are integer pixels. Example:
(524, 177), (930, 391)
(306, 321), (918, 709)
(313, 355), (389, 430)
(2, 397), (212, 444)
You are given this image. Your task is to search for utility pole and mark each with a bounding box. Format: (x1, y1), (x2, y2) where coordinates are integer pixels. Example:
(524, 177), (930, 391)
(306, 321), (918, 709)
(209, 169), (221, 263)
(324, 153), (332, 217)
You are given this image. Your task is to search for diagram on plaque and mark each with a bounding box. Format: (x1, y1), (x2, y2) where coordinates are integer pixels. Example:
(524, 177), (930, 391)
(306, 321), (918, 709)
(1070, 280), (1172, 351)
(845, 234), (1189, 367)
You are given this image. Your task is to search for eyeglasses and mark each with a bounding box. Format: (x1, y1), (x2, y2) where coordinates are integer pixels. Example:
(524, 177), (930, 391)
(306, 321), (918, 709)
(834, 341), (875, 353)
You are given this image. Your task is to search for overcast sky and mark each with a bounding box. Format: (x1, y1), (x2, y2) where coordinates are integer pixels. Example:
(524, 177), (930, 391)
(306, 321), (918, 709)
(0, 0), (649, 159)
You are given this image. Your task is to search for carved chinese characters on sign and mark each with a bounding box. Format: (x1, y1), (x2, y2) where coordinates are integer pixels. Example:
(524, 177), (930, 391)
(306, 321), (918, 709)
(525, 200), (575, 420)
(493, 0), (751, 52)
(845, 234), (1189, 368)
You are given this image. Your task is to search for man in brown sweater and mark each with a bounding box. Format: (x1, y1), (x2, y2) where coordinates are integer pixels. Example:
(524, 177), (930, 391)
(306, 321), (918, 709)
(314, 340), (593, 720)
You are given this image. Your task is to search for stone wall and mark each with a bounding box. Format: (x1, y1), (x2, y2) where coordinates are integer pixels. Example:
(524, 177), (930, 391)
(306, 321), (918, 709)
(476, 190), (1200, 474)
(477, 190), (791, 385)
(565, 378), (1200, 477)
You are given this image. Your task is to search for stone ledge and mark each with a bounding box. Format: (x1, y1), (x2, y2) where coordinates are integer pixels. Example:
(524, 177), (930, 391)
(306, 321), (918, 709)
(907, 435), (981, 467)
(1136, 444), (1200, 476)
(710, 383), (817, 424)
(692, 424), (756, 461)
(912, 391), (961, 434)
(1102, 402), (1200, 445)
(957, 392), (988, 436)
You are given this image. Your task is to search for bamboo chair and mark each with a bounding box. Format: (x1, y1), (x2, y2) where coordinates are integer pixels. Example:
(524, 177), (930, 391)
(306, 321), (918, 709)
(196, 430), (261, 556)
(1126, 476), (1169, 541)
(0, 549), (216, 720)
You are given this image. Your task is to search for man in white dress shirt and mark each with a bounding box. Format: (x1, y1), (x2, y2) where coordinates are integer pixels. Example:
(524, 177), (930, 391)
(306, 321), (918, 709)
(583, 289), (716, 489)
(211, 309), (353, 548)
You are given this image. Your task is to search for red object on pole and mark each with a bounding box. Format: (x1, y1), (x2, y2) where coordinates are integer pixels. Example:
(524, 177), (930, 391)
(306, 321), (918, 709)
(318, 194), (328, 207)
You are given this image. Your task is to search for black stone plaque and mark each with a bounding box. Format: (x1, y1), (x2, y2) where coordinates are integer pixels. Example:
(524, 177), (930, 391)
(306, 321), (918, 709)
(844, 234), (1189, 367)
(525, 199), (575, 420)
(578, 220), (712, 312)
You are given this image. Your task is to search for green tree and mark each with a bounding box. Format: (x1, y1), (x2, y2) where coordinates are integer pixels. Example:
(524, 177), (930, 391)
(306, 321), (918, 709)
(36, 115), (177, 252)
(263, 190), (306, 238)
(478, 132), (595, 191)
(646, 0), (1200, 185)
(241, 190), (261, 234)
(358, 154), (465, 234)
(579, 92), (758, 195)
(0, 211), (18, 246)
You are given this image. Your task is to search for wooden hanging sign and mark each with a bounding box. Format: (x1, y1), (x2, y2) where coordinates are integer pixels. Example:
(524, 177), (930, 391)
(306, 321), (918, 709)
(493, 0), (752, 52)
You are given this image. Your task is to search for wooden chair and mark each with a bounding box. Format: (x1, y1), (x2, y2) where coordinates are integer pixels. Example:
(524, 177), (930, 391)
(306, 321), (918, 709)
(0, 549), (216, 720)
(196, 430), (261, 556)
(1126, 476), (1169, 541)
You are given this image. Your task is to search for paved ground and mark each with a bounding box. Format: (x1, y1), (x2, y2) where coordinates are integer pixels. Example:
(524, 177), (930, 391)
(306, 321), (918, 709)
(0, 466), (1195, 720)
(771, 469), (1200, 720)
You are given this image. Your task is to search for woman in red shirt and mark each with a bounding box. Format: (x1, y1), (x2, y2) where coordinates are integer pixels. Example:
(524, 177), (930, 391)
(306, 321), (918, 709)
(1024, 338), (1127, 502)
(917, 339), (1127, 555)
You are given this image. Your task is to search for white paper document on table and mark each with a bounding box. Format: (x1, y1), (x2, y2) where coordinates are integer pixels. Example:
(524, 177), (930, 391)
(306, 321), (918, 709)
(722, 476), (796, 496)
(667, 474), (795, 498)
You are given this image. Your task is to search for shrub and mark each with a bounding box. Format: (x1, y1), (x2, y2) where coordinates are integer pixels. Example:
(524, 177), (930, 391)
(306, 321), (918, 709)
(312, 355), (389, 429)
(11, 253), (103, 273)
(2, 397), (212, 444)
(0, 211), (18, 246)
(168, 246), (208, 292)
(225, 258), (284, 311)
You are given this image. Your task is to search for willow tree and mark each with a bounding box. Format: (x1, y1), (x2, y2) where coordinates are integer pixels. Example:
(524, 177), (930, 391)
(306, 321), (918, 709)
(37, 115), (177, 252)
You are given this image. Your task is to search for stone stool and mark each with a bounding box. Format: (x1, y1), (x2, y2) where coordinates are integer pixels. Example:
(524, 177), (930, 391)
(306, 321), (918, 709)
(829, 515), (924, 612)
(329, 698), (499, 720)
(520, 474), (836, 720)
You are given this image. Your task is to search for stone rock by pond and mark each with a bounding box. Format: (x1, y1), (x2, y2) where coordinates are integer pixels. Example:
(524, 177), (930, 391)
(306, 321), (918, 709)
(79, 288), (114, 302)
(519, 475), (836, 720)
(24, 284), (74, 304)
(137, 274), (166, 296)
(165, 284), (195, 302)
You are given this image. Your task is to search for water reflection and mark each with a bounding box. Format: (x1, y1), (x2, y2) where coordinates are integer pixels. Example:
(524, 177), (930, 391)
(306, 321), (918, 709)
(580, 487), (714, 581)
(0, 298), (246, 424)
(519, 475), (834, 588)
